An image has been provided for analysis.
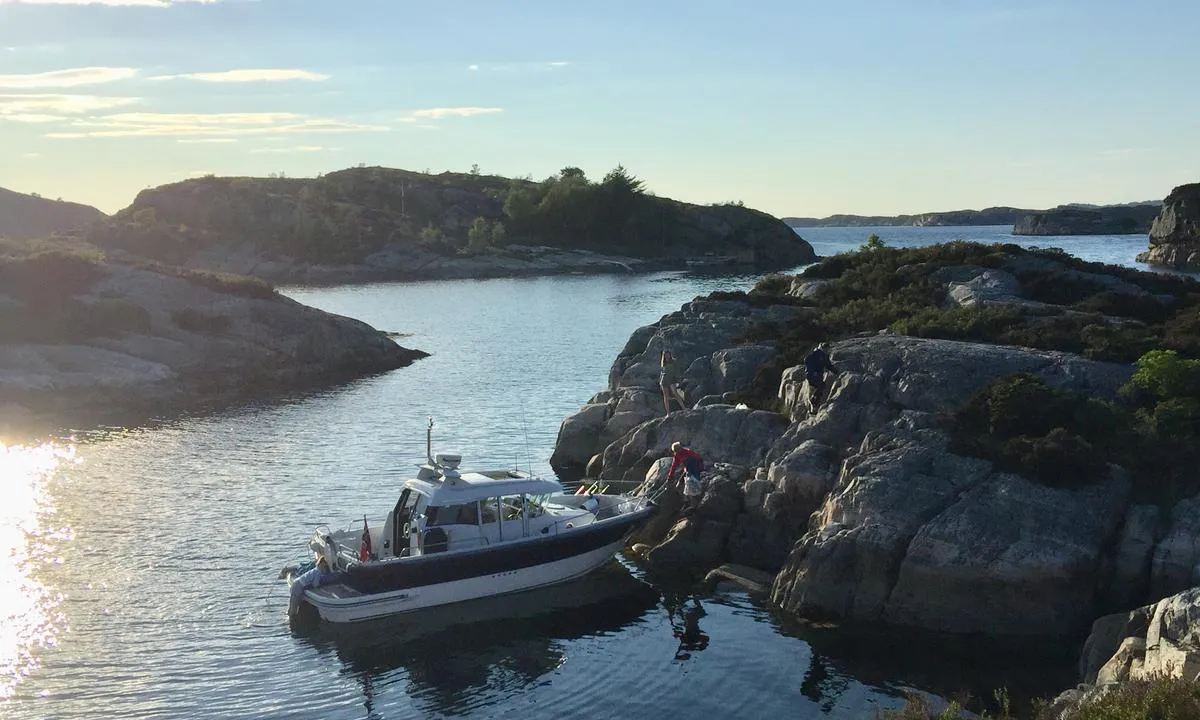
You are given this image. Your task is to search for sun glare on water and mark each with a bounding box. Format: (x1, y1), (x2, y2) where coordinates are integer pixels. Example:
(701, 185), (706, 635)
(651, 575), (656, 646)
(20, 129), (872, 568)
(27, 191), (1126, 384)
(0, 441), (76, 700)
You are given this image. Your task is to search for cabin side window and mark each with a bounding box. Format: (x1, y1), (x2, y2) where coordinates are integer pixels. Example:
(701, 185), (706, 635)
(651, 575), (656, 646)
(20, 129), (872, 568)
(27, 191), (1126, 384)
(427, 502), (479, 526)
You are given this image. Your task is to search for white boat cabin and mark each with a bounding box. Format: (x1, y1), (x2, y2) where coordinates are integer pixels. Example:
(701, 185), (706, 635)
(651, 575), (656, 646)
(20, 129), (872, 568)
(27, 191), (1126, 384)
(358, 453), (602, 562)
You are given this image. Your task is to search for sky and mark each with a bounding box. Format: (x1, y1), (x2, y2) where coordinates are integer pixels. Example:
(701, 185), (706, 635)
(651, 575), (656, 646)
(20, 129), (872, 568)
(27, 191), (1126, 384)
(0, 0), (1197, 217)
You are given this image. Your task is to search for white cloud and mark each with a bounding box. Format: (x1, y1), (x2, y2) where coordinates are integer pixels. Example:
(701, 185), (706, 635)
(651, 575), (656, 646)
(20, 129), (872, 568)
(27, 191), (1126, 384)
(45, 111), (389, 138)
(177, 138), (237, 144)
(408, 107), (502, 120)
(467, 65), (479, 72)
(0, 67), (137, 89)
(0, 93), (140, 115)
(23, 152), (42, 158)
(187, 170), (215, 177)
(151, 69), (329, 83)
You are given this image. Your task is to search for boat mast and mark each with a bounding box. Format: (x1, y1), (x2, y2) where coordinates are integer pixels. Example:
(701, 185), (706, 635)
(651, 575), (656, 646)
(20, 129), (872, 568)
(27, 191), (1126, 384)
(426, 417), (434, 465)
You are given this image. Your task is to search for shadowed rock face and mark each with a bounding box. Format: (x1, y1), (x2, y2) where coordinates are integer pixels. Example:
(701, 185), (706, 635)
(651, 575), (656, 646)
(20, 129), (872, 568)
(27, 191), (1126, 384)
(0, 260), (425, 431)
(1137, 183), (1200, 270)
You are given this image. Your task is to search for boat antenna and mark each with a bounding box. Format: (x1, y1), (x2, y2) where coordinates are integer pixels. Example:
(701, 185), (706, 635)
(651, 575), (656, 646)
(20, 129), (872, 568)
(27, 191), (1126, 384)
(426, 416), (434, 465)
(520, 399), (533, 477)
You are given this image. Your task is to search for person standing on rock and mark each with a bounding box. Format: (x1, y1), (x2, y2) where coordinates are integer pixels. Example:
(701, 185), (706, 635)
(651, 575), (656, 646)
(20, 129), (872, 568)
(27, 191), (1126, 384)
(667, 442), (705, 509)
(803, 342), (838, 413)
(659, 349), (688, 413)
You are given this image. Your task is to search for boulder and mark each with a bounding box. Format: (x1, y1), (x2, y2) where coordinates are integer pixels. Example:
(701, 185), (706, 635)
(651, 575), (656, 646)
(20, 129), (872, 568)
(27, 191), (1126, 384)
(1077, 587), (1200, 688)
(597, 406), (789, 487)
(548, 402), (611, 475)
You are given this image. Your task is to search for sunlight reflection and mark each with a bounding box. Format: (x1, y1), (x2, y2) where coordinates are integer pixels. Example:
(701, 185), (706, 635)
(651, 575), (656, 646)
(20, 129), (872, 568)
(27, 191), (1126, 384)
(0, 441), (76, 700)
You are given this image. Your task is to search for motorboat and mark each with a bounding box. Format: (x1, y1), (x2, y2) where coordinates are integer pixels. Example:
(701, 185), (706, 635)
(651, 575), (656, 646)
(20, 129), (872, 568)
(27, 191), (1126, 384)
(285, 420), (657, 624)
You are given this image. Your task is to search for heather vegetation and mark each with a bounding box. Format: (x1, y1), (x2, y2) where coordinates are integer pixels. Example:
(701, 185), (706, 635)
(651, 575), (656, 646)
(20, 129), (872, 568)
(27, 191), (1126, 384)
(881, 675), (1200, 719)
(720, 241), (1200, 503)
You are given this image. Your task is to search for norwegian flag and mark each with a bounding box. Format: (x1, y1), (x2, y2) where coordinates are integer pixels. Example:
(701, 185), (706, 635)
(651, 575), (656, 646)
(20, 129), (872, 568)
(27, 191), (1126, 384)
(359, 515), (373, 562)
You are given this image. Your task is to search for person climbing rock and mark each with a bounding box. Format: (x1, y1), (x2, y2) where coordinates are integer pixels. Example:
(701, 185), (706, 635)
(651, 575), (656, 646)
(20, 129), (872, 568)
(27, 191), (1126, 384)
(803, 342), (838, 413)
(659, 349), (688, 413)
(666, 441), (705, 509)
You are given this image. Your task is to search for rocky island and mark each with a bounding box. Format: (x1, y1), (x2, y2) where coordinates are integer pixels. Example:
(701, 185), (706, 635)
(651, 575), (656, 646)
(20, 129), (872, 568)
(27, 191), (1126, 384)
(1137, 182), (1200, 271)
(552, 241), (1200, 717)
(1012, 203), (1161, 236)
(0, 250), (426, 435)
(80, 166), (815, 284)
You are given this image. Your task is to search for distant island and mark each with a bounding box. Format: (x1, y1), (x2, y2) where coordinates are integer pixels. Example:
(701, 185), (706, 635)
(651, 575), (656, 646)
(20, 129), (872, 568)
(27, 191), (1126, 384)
(0, 186), (104, 241)
(78, 166), (816, 284)
(785, 201), (1162, 235)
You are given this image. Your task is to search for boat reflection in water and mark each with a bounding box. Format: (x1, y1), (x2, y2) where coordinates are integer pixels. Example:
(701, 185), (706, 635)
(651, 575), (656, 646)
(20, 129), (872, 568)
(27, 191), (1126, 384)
(293, 561), (660, 717)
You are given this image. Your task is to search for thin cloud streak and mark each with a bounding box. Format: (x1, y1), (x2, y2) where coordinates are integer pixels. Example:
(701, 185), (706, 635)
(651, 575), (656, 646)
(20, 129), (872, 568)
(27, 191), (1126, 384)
(408, 107), (502, 119)
(0, 67), (138, 88)
(44, 111), (389, 138)
(150, 69), (329, 83)
(0, 93), (140, 114)
(249, 145), (328, 154)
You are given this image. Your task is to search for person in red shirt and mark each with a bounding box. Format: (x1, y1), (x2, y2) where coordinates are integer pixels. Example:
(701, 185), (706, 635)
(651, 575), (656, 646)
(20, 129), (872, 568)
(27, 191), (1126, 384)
(667, 442), (705, 508)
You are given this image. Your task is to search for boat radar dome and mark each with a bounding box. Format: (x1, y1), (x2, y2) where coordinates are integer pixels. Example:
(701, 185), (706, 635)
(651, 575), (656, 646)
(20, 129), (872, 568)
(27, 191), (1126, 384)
(435, 453), (462, 470)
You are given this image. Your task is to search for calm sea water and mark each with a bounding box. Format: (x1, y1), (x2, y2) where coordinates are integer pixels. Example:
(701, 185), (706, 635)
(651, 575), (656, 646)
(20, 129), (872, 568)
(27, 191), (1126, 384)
(0, 228), (1155, 719)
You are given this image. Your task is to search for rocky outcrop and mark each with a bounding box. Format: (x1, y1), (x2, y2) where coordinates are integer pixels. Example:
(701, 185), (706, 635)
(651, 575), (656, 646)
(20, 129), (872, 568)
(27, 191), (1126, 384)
(1013, 204), (1159, 236)
(0, 186), (104, 240)
(0, 259), (425, 431)
(549, 297), (804, 479)
(548, 243), (1200, 639)
(766, 336), (1136, 635)
(1138, 183), (1200, 270)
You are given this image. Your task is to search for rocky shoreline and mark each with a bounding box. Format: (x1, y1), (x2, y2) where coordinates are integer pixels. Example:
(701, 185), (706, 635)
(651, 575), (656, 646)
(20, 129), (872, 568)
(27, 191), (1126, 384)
(153, 243), (674, 287)
(551, 243), (1200, 716)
